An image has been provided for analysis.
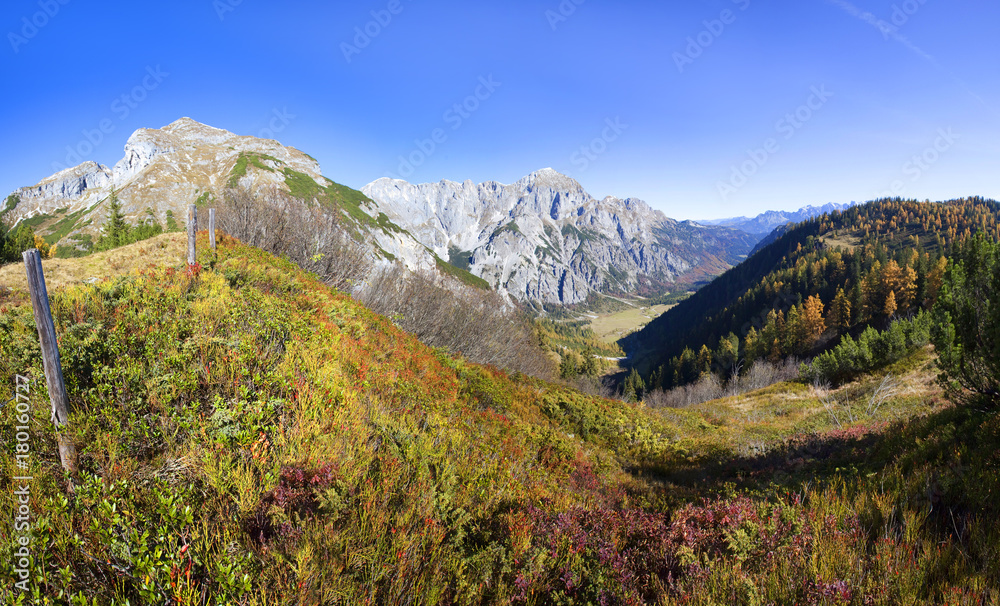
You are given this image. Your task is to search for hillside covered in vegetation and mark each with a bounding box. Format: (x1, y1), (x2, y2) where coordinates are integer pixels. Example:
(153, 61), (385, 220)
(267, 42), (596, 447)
(1, 228), (998, 604)
(629, 197), (1000, 392)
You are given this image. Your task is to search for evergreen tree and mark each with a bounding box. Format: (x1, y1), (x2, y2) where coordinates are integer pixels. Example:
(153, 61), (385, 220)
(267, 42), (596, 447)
(696, 345), (713, 376)
(743, 327), (760, 364)
(850, 281), (864, 325)
(784, 304), (803, 354)
(648, 365), (664, 392)
(96, 190), (131, 251)
(931, 235), (1000, 406)
(622, 368), (646, 402)
(715, 332), (740, 378)
(559, 350), (580, 380)
(673, 347), (698, 386)
(1, 223), (37, 262)
(579, 348), (599, 377)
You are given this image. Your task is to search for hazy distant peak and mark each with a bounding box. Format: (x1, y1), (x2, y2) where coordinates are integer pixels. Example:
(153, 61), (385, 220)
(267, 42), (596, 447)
(701, 202), (858, 235)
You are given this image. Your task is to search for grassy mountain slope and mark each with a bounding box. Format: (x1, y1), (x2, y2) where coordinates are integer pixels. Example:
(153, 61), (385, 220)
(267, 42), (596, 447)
(628, 197), (1000, 387)
(1, 234), (997, 604)
(0, 233), (187, 299)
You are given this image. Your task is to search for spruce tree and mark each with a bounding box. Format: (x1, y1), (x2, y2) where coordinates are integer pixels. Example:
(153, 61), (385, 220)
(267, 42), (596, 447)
(931, 235), (1000, 406)
(97, 189), (131, 251)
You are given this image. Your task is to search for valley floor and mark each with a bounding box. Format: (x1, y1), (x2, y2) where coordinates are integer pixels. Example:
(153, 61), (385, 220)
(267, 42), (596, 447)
(586, 303), (677, 344)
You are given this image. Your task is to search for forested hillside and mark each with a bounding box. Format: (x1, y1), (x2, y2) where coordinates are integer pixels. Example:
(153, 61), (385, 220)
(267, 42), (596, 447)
(630, 197), (1000, 392)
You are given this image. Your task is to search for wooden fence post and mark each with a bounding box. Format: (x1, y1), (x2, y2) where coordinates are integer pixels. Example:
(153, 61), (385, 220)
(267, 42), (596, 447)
(209, 208), (216, 250)
(22, 249), (79, 480)
(188, 204), (197, 265)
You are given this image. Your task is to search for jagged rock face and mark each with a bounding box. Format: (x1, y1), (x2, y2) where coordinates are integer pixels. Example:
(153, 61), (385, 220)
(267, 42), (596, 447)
(13, 162), (113, 217)
(3, 118), (433, 271)
(363, 169), (757, 305)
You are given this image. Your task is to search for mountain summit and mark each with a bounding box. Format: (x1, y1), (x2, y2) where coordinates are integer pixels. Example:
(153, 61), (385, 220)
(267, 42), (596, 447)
(3, 118), (433, 267)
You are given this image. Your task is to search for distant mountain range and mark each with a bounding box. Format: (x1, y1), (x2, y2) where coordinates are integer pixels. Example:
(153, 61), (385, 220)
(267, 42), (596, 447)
(698, 202), (858, 235)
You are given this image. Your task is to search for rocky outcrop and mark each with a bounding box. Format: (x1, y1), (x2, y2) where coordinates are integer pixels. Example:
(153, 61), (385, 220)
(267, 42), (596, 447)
(11, 162), (113, 220)
(363, 169), (757, 305)
(4, 117), (330, 230)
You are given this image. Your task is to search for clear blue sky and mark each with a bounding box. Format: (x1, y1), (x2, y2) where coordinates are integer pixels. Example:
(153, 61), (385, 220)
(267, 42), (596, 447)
(2, 0), (998, 219)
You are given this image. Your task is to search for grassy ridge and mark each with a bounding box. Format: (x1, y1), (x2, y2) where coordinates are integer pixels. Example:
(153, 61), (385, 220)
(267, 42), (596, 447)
(0, 235), (997, 604)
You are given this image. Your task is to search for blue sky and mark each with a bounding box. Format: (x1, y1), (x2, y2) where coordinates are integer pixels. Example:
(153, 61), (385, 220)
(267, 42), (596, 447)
(2, 0), (998, 219)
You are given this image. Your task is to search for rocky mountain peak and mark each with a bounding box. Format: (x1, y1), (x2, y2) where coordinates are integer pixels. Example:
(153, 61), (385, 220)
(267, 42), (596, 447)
(6, 118), (758, 308)
(363, 171), (757, 305)
(4, 118), (333, 254)
(518, 168), (586, 193)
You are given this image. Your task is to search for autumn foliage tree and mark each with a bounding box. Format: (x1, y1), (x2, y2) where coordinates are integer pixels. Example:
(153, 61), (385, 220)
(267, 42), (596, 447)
(828, 288), (851, 330)
(801, 295), (826, 348)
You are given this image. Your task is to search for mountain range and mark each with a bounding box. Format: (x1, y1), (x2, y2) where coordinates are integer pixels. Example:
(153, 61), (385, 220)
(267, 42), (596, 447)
(363, 172), (756, 305)
(3, 118), (822, 306)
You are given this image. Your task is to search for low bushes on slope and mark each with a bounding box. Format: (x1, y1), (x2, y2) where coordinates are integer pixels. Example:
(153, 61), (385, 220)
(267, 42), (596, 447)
(0, 234), (675, 604)
(0, 235), (996, 604)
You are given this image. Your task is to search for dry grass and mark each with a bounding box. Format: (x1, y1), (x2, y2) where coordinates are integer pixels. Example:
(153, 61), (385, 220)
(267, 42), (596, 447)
(821, 233), (862, 251)
(0, 232), (187, 299)
(682, 347), (945, 443)
(587, 303), (676, 343)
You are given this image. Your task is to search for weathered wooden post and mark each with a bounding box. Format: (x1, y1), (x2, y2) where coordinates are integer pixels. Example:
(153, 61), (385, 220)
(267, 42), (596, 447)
(188, 204), (197, 265)
(22, 249), (79, 479)
(209, 208), (216, 250)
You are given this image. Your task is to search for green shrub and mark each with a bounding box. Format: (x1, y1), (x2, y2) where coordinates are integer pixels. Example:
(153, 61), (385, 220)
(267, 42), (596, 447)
(932, 235), (1000, 406)
(802, 311), (932, 385)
